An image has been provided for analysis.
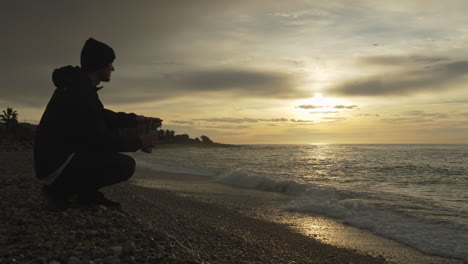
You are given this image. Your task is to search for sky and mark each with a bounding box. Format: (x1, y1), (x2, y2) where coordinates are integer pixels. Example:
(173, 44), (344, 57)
(2, 0), (468, 144)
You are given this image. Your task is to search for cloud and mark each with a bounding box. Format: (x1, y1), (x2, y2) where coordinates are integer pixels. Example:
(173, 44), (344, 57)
(322, 117), (346, 120)
(193, 118), (260, 123)
(329, 59), (468, 96)
(380, 110), (450, 123)
(203, 125), (251, 130)
(165, 69), (307, 99)
(102, 68), (309, 104)
(425, 126), (468, 137)
(333, 105), (358, 109)
(290, 119), (314, 123)
(170, 120), (195, 125)
(297, 105), (358, 109)
(402, 111), (448, 119)
(2, 1), (316, 107)
(320, 117), (347, 123)
(269, 8), (336, 28)
(355, 114), (380, 117)
(193, 117), (305, 124)
(269, 118), (289, 122)
(436, 100), (468, 104)
(360, 55), (450, 66)
(380, 117), (434, 123)
(297, 105), (325, 109)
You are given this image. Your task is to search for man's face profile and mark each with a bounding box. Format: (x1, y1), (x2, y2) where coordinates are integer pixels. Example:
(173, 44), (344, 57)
(98, 63), (114, 82)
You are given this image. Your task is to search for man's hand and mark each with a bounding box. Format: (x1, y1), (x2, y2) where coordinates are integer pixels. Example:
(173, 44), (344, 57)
(137, 115), (162, 153)
(151, 117), (163, 127)
(140, 133), (157, 151)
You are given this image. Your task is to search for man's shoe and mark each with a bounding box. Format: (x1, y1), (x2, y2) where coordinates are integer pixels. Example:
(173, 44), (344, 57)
(41, 185), (69, 211)
(76, 191), (121, 207)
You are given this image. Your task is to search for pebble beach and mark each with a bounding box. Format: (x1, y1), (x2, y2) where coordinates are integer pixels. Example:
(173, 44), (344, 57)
(1, 151), (391, 264)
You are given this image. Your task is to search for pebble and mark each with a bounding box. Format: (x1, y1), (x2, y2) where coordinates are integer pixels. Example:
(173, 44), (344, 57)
(49, 260), (61, 264)
(36, 256), (47, 263)
(154, 231), (169, 241)
(133, 231), (144, 238)
(111, 246), (123, 256)
(85, 230), (99, 236)
(0, 248), (9, 257)
(102, 255), (119, 264)
(122, 241), (136, 256)
(15, 218), (26, 226)
(184, 241), (193, 249)
(68, 256), (80, 264)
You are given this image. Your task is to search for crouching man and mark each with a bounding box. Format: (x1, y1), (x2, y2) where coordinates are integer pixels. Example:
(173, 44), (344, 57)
(33, 38), (161, 210)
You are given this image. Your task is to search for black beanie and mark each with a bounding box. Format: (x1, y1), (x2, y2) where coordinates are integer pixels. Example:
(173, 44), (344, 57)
(80, 38), (116, 73)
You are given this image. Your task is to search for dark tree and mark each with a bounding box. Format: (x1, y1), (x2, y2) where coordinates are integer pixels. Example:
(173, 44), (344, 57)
(0, 107), (19, 131)
(200, 135), (213, 144)
(174, 134), (190, 143)
(157, 129), (165, 140)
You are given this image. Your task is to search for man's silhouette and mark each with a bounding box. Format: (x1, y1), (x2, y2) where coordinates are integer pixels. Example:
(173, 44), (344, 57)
(34, 38), (160, 210)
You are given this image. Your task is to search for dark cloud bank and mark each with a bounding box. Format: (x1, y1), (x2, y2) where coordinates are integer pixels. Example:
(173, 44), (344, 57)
(165, 69), (308, 98)
(103, 67), (310, 104)
(4, 1), (312, 107)
(329, 55), (468, 96)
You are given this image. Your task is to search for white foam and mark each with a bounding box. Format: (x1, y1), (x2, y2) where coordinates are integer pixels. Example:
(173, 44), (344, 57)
(292, 198), (468, 261)
(217, 169), (308, 194)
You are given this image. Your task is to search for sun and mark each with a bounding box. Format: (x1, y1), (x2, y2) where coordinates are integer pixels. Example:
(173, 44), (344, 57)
(308, 93), (327, 106)
(296, 93), (342, 109)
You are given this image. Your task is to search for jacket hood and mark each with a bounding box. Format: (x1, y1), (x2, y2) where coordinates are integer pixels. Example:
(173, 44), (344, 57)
(52, 66), (90, 90)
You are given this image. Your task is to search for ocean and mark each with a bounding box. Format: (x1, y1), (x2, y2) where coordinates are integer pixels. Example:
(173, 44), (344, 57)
(131, 144), (468, 261)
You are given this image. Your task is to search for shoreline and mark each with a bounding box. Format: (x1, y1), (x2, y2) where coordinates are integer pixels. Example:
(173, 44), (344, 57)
(1, 151), (464, 263)
(109, 174), (388, 263)
(130, 167), (465, 264)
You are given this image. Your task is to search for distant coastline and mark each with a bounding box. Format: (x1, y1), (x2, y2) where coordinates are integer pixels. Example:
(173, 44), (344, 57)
(0, 121), (236, 152)
(154, 142), (238, 148)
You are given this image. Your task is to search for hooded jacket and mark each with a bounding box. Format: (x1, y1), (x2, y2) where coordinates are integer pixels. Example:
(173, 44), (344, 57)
(33, 66), (142, 181)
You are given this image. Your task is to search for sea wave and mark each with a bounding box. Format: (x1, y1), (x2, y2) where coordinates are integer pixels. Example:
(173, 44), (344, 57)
(216, 169), (309, 194)
(219, 168), (468, 260)
(134, 157), (468, 261)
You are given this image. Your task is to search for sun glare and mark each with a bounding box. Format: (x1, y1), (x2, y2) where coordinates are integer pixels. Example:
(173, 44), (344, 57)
(296, 93), (341, 110)
(310, 93), (325, 105)
(300, 93), (341, 107)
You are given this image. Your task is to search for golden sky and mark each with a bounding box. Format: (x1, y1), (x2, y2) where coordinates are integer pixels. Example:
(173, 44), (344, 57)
(2, 0), (468, 144)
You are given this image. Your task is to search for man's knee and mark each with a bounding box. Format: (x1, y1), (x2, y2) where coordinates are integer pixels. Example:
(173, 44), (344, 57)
(118, 154), (136, 181)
